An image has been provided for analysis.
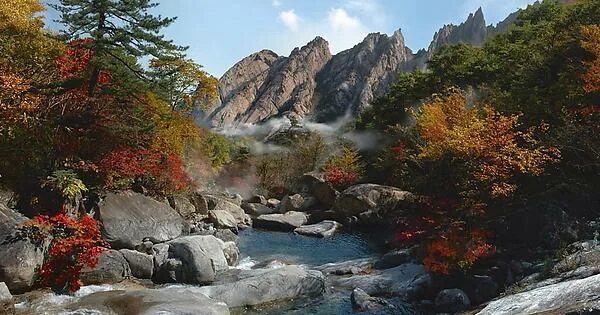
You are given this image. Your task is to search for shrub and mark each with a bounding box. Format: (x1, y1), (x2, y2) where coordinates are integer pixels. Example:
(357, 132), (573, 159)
(5, 209), (107, 293)
(42, 170), (87, 203)
(324, 145), (363, 189)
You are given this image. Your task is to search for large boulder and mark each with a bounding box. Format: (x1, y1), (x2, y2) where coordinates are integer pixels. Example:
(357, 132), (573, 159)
(315, 258), (376, 276)
(298, 172), (338, 208)
(294, 220), (341, 238)
(351, 287), (396, 313)
(81, 249), (131, 285)
(167, 235), (231, 284)
(0, 239), (46, 293)
(253, 211), (308, 231)
(208, 210), (238, 229)
(331, 263), (431, 300)
(0, 204), (25, 237)
(119, 249), (153, 280)
(241, 202), (276, 216)
(333, 184), (415, 223)
(0, 282), (14, 315)
(195, 265), (325, 308)
(203, 194), (249, 226)
(278, 194), (304, 213)
(435, 288), (471, 313)
(72, 286), (230, 315)
(98, 191), (184, 249)
(374, 248), (414, 270)
(168, 195), (197, 218)
(478, 274), (600, 315)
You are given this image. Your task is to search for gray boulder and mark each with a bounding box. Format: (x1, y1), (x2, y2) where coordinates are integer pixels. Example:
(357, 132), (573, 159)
(470, 275), (499, 304)
(213, 229), (239, 244)
(151, 243), (170, 273)
(294, 220), (341, 237)
(81, 249), (131, 285)
(374, 248), (414, 270)
(315, 258), (376, 275)
(0, 204), (25, 237)
(279, 194), (305, 213)
(254, 211), (308, 231)
(334, 184), (414, 223)
(119, 249), (153, 280)
(242, 202), (276, 216)
(267, 198), (281, 209)
(478, 274), (600, 315)
(0, 282), (13, 315)
(98, 191), (184, 249)
(222, 241), (240, 266)
(195, 265), (325, 308)
(435, 288), (471, 313)
(203, 194), (249, 226)
(351, 287), (396, 313)
(0, 239), (46, 293)
(208, 210), (238, 229)
(168, 195), (197, 218)
(247, 195), (267, 205)
(72, 286), (230, 315)
(298, 172), (338, 208)
(332, 263), (431, 299)
(167, 235), (231, 284)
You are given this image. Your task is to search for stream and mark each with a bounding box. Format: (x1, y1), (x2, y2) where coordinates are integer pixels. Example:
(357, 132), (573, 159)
(14, 228), (422, 315)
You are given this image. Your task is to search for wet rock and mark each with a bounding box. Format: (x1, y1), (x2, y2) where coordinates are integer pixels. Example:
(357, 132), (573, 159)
(254, 211), (308, 231)
(119, 249), (153, 280)
(315, 258), (376, 275)
(209, 210), (238, 229)
(98, 191), (184, 249)
(351, 287), (396, 313)
(155, 258), (183, 284)
(167, 235), (231, 284)
(151, 243), (170, 274)
(222, 241), (240, 266)
(435, 288), (471, 313)
(374, 248), (414, 270)
(196, 265), (325, 308)
(294, 220), (341, 237)
(72, 286), (230, 315)
(332, 263), (431, 300)
(478, 274), (600, 315)
(241, 202), (276, 216)
(333, 184), (415, 224)
(81, 249), (131, 285)
(279, 194), (305, 213)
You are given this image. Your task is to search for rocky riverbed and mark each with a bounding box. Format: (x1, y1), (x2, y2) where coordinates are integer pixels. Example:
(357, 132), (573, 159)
(2, 176), (600, 315)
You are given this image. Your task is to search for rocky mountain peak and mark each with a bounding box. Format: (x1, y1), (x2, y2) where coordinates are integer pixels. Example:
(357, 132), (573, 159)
(427, 8), (488, 58)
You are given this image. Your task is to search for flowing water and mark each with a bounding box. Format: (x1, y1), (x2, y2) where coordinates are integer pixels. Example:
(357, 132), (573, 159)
(15, 228), (414, 314)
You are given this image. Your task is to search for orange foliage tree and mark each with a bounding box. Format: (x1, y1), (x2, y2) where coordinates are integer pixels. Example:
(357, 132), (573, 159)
(581, 24), (600, 94)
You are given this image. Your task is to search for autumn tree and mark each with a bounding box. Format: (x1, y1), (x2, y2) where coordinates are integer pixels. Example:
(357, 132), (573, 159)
(149, 57), (219, 112)
(51, 0), (186, 95)
(581, 24), (600, 94)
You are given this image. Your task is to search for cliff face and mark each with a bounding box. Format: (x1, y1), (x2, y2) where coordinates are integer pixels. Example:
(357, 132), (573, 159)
(207, 7), (519, 127)
(313, 30), (412, 121)
(208, 38), (331, 127)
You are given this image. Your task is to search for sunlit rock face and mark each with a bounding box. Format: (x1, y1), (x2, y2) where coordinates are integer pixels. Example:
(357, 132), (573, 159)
(207, 8), (518, 127)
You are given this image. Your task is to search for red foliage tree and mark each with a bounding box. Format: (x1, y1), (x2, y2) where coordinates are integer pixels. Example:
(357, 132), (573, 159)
(7, 207), (107, 293)
(98, 146), (193, 195)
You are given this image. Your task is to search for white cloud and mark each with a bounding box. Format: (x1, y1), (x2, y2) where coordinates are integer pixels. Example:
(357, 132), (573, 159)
(279, 9), (301, 32)
(272, 0), (282, 6)
(327, 8), (361, 32)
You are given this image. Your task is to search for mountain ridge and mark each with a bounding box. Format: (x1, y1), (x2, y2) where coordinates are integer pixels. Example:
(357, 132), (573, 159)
(206, 7), (522, 127)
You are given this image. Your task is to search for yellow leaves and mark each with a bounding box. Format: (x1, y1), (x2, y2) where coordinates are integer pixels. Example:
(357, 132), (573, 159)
(0, 68), (41, 136)
(146, 93), (199, 155)
(414, 90), (560, 198)
(581, 24), (600, 93)
(0, 0), (44, 29)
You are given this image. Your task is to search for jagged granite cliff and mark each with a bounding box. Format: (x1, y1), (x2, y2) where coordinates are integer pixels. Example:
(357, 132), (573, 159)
(207, 8), (519, 127)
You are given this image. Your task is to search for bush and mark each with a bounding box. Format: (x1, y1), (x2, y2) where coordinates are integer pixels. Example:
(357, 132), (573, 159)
(323, 145), (363, 189)
(5, 210), (107, 293)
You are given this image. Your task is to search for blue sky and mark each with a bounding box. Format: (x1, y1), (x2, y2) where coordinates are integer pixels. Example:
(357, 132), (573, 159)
(43, 0), (537, 77)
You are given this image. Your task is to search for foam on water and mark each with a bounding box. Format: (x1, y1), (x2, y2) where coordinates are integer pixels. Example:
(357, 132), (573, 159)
(233, 256), (257, 270)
